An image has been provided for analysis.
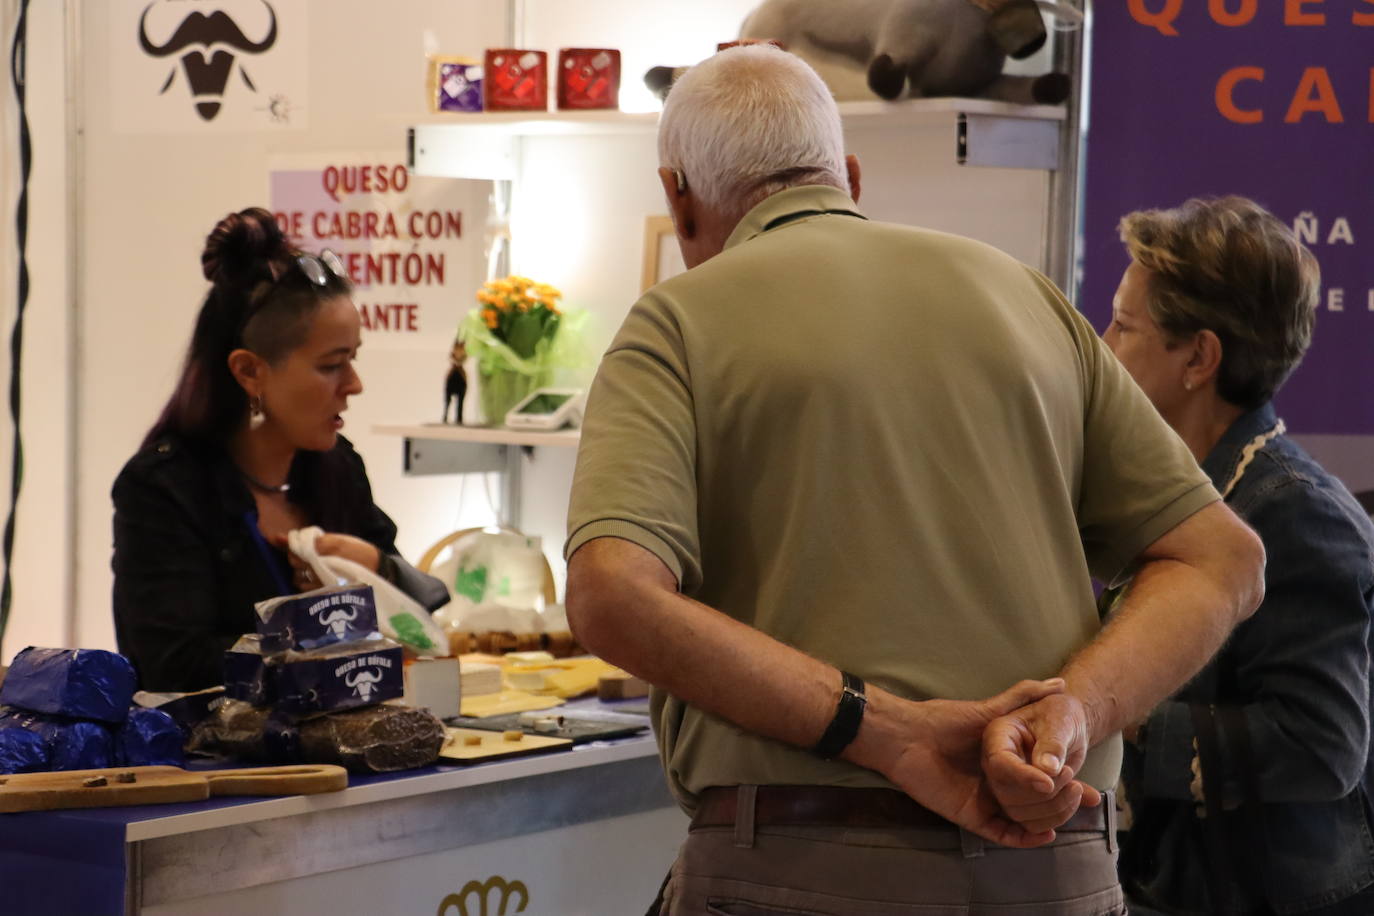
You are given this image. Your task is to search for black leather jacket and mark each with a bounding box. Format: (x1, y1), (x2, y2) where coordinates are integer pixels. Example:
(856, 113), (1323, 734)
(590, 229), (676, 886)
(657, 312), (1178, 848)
(111, 433), (448, 691)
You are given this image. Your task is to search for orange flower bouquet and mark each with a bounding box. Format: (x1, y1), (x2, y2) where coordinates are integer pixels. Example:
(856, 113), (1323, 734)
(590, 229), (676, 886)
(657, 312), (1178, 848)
(459, 276), (586, 425)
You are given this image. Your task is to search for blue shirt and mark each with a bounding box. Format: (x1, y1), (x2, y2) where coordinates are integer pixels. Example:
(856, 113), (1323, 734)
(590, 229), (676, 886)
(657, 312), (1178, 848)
(1120, 403), (1374, 914)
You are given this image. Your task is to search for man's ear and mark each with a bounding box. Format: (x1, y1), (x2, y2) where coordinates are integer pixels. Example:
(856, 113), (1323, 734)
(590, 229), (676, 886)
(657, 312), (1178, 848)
(845, 154), (862, 204)
(227, 348), (266, 398)
(658, 166), (695, 239)
(1185, 329), (1224, 390)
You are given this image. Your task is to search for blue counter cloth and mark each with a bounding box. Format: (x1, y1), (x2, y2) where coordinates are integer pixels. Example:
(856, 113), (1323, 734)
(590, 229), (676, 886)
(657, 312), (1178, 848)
(0, 648), (137, 723)
(0, 762), (441, 916)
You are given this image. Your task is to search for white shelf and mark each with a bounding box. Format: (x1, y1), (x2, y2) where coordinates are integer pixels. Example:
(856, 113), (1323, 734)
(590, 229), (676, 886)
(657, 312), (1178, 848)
(413, 97), (1062, 135)
(414, 108), (662, 136)
(374, 423), (581, 449)
(838, 97), (1065, 123)
(408, 97), (1065, 179)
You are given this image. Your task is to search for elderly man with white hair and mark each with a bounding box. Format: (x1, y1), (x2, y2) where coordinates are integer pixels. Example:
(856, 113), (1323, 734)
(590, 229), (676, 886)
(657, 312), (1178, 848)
(565, 46), (1263, 915)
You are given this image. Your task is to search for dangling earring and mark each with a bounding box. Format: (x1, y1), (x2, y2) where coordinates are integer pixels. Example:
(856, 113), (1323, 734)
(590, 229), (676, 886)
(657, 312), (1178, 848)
(249, 395), (266, 430)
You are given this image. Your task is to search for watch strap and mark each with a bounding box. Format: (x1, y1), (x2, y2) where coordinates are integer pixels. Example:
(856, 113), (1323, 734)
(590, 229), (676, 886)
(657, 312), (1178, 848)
(812, 671), (867, 759)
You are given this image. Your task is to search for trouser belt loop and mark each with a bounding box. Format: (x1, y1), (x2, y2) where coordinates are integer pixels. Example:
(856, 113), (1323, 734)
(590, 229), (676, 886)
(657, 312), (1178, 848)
(734, 785), (758, 849)
(960, 827), (985, 859)
(1104, 789), (1119, 854)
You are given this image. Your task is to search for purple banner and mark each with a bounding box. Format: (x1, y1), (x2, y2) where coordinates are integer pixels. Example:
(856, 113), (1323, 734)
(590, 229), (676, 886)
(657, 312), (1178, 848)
(1081, 0), (1374, 435)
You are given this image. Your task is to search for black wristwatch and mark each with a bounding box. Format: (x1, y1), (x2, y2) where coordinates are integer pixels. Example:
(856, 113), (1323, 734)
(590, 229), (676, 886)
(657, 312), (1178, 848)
(812, 671), (867, 759)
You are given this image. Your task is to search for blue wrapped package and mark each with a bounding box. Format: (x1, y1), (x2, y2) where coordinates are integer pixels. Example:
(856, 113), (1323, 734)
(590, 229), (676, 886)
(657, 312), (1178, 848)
(0, 706), (113, 771)
(255, 585), (379, 655)
(115, 707), (185, 767)
(0, 647), (137, 723)
(0, 725), (49, 774)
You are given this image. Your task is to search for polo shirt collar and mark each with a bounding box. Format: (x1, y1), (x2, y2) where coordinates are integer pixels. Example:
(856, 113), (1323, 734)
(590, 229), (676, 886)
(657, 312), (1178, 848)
(723, 185), (867, 252)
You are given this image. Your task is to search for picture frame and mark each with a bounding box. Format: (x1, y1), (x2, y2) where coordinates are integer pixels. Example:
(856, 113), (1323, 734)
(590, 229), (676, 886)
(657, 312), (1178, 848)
(640, 215), (686, 292)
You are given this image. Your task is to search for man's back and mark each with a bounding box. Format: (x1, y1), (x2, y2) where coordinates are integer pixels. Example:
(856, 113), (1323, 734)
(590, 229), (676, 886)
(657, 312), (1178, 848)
(567, 186), (1214, 808)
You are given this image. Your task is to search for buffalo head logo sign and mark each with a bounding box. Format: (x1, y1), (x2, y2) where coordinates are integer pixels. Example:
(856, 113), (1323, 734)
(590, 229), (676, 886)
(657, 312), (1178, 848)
(317, 605), (358, 640)
(137, 1), (278, 121)
(345, 667), (383, 702)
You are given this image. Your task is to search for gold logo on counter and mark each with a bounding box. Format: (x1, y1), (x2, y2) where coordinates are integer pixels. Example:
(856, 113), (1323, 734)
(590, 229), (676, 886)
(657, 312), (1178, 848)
(438, 876), (530, 916)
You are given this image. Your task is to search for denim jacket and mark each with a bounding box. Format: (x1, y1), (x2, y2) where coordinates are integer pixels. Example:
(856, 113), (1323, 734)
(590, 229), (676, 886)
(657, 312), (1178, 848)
(1120, 403), (1374, 915)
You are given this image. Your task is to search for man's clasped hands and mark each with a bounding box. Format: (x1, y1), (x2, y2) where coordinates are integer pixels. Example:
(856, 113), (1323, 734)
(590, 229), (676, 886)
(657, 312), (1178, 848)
(855, 677), (1103, 849)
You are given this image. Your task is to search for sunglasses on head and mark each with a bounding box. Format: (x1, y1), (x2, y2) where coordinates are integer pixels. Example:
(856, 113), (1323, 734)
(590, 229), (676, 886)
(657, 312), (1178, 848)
(295, 249), (346, 286)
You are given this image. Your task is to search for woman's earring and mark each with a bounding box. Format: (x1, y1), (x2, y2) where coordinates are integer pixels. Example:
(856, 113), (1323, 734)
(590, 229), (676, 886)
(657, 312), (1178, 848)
(249, 395), (266, 430)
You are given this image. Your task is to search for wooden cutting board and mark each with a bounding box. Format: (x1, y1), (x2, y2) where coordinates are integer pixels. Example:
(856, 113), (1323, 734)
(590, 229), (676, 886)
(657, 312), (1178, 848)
(438, 727), (571, 765)
(0, 764), (348, 814)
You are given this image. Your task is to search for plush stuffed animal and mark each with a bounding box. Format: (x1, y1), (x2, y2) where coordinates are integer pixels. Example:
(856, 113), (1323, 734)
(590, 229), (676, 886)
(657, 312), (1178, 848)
(737, 0), (1070, 105)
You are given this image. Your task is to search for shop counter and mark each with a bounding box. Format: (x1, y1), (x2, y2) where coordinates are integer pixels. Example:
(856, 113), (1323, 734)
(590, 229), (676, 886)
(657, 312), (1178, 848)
(0, 735), (685, 916)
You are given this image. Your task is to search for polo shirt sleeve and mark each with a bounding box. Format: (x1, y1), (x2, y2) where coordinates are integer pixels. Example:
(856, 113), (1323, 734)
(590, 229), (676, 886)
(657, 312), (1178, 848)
(564, 294), (702, 592)
(1043, 276), (1220, 584)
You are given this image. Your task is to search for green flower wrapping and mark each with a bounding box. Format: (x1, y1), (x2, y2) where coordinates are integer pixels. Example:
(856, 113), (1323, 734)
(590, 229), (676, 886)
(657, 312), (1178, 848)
(459, 276), (590, 424)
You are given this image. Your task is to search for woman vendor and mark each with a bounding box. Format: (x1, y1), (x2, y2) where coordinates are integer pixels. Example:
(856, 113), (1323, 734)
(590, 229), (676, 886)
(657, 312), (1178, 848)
(1104, 196), (1374, 915)
(112, 207), (447, 692)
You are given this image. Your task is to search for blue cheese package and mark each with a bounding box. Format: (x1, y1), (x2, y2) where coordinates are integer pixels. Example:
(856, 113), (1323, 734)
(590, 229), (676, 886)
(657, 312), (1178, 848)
(0, 706), (113, 771)
(0, 647), (137, 723)
(271, 638), (404, 715)
(116, 707), (186, 767)
(0, 725), (48, 774)
(255, 585), (379, 655)
(223, 635), (273, 706)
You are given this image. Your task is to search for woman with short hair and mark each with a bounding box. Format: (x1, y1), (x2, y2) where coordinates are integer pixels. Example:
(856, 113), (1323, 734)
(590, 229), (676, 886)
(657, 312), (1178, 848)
(1106, 196), (1374, 915)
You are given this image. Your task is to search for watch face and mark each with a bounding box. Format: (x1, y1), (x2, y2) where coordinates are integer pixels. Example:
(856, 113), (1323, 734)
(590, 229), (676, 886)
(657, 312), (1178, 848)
(517, 393), (573, 415)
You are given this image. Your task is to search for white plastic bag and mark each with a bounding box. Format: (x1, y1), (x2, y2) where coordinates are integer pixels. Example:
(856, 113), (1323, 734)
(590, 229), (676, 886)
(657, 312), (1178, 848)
(287, 526), (448, 657)
(428, 530), (550, 636)
(430, 531), (546, 611)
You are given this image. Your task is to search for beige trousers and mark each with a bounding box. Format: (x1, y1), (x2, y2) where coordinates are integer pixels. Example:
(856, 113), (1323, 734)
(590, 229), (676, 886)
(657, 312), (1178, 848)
(661, 793), (1126, 916)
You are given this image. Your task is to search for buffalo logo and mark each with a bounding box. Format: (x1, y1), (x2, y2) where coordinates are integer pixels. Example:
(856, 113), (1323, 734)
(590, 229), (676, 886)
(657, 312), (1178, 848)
(317, 605), (358, 640)
(137, 1), (278, 121)
(345, 666), (383, 701)
(437, 877), (530, 916)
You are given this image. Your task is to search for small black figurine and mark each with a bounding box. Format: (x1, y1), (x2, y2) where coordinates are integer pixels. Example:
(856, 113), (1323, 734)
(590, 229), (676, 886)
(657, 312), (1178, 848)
(443, 338), (468, 424)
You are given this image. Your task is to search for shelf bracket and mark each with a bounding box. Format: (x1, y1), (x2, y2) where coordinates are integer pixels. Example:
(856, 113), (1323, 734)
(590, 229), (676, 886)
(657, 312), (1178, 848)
(400, 438), (524, 528)
(956, 113), (1060, 170)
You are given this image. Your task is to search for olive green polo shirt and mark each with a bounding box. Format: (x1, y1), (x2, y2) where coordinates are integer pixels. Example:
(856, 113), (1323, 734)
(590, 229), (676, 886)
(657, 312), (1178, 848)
(566, 185), (1217, 813)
